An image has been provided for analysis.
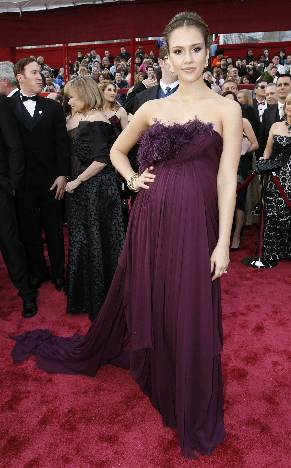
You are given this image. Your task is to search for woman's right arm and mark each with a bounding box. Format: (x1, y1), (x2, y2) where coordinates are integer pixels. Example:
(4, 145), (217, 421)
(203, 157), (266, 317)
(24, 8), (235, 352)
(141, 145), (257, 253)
(262, 123), (275, 160)
(110, 101), (156, 190)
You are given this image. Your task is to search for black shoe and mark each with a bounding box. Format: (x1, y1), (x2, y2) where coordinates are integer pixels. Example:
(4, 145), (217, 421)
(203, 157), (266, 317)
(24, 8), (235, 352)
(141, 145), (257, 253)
(30, 274), (50, 289)
(54, 278), (65, 292)
(22, 298), (38, 318)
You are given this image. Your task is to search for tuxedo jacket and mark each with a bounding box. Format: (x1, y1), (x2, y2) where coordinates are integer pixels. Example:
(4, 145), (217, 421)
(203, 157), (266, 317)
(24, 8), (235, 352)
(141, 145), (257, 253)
(252, 99), (268, 124)
(0, 96), (24, 195)
(240, 104), (260, 139)
(259, 104), (280, 156)
(9, 93), (69, 188)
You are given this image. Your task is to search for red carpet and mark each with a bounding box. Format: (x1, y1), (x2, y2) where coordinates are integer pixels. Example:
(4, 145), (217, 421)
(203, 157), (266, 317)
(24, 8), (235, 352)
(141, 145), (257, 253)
(0, 226), (291, 467)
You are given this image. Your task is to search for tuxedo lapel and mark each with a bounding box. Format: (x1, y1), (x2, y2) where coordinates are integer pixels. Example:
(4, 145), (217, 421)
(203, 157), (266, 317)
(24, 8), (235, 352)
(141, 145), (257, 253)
(30, 98), (45, 129)
(12, 95), (45, 131)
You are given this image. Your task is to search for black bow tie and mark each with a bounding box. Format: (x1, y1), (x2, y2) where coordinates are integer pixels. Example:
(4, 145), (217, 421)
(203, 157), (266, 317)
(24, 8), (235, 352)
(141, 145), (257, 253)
(21, 94), (37, 102)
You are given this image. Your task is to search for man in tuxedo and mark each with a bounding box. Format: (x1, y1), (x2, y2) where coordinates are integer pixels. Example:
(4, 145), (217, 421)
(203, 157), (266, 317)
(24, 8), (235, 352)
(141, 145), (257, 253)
(125, 46), (179, 115)
(259, 74), (291, 155)
(0, 96), (37, 317)
(253, 81), (268, 123)
(10, 57), (70, 291)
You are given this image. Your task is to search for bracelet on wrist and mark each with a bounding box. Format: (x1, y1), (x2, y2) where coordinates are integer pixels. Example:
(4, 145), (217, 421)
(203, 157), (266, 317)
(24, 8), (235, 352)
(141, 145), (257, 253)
(77, 175), (84, 184)
(127, 173), (139, 192)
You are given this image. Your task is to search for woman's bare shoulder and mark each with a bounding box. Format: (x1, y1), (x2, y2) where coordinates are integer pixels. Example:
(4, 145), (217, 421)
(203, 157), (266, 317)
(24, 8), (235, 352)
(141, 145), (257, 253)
(210, 92), (241, 112)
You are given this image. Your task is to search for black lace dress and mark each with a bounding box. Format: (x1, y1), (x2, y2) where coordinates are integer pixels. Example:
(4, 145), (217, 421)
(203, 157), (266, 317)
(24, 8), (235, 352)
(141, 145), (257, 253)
(263, 135), (291, 265)
(67, 121), (124, 320)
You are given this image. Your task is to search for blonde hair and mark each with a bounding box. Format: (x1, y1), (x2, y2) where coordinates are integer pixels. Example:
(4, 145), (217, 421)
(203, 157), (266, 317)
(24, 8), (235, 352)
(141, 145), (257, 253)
(98, 80), (120, 111)
(283, 92), (291, 119)
(237, 88), (253, 107)
(64, 76), (104, 111)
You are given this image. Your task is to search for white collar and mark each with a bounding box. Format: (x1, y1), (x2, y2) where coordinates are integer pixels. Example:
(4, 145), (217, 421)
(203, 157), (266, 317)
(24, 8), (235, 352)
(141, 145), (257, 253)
(7, 88), (18, 98)
(159, 80), (179, 93)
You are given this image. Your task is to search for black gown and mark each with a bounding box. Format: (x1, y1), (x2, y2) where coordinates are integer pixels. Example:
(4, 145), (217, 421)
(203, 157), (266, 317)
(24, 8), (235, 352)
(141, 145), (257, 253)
(66, 120), (124, 320)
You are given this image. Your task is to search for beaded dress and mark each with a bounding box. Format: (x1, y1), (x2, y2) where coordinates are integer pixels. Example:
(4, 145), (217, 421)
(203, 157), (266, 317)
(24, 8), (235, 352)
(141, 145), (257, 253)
(263, 135), (291, 263)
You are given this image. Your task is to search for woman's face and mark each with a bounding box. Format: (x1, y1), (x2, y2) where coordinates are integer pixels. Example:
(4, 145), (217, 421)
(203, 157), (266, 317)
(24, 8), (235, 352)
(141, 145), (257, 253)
(103, 84), (117, 103)
(67, 88), (85, 113)
(168, 25), (207, 84)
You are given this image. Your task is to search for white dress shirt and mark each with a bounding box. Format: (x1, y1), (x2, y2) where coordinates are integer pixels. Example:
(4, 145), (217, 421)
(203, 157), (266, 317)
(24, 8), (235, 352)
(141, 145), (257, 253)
(159, 80), (179, 94)
(21, 93), (37, 117)
(7, 88), (19, 98)
(278, 102), (284, 119)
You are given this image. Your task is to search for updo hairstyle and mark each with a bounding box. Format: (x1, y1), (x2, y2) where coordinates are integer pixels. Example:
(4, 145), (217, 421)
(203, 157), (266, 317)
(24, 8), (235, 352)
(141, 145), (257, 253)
(163, 12), (210, 51)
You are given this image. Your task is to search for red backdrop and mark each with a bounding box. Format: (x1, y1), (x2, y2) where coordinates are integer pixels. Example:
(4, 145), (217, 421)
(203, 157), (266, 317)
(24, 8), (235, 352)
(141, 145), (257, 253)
(0, 0), (290, 48)
(1, 40), (290, 70)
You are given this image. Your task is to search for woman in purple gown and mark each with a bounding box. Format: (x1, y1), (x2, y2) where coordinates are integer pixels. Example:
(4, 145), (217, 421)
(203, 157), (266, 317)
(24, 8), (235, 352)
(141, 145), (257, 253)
(12, 12), (242, 459)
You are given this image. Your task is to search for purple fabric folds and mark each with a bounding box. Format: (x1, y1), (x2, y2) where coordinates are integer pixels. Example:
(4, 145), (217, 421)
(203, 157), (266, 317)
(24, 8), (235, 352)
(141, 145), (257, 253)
(12, 120), (225, 458)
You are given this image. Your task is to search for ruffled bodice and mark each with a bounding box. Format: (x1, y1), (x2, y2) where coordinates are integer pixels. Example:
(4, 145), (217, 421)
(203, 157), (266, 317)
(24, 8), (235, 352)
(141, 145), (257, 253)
(137, 119), (222, 171)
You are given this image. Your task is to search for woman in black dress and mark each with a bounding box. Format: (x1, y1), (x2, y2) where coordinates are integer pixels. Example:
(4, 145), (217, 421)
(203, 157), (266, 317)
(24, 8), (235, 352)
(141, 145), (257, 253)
(65, 77), (124, 320)
(261, 93), (291, 267)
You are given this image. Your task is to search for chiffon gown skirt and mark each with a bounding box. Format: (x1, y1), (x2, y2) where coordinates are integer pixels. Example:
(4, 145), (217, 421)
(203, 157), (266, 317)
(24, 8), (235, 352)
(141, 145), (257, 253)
(12, 119), (224, 458)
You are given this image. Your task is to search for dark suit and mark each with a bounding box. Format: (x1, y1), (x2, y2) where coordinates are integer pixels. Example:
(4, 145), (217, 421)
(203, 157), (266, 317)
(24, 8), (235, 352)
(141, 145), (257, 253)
(252, 99), (268, 124)
(132, 85), (161, 114)
(0, 96), (34, 299)
(240, 104), (260, 139)
(9, 93), (70, 281)
(259, 104), (280, 156)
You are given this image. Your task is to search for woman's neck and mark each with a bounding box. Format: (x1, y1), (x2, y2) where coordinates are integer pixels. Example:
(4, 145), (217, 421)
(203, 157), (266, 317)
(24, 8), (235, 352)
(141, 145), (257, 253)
(175, 78), (209, 101)
(103, 102), (114, 112)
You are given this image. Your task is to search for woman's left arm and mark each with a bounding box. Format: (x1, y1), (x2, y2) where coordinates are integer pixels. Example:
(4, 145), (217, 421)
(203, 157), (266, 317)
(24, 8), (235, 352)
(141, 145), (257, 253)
(211, 100), (243, 281)
(242, 118), (259, 152)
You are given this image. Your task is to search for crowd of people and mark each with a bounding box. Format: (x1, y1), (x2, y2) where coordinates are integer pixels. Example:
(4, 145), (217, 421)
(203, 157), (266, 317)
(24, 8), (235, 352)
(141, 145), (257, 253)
(0, 42), (291, 319)
(22, 45), (291, 98)
(0, 41), (290, 315)
(0, 10), (290, 460)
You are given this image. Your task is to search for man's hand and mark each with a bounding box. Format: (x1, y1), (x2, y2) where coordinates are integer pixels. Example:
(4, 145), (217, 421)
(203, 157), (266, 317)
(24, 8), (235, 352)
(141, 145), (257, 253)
(50, 176), (67, 200)
(142, 77), (157, 89)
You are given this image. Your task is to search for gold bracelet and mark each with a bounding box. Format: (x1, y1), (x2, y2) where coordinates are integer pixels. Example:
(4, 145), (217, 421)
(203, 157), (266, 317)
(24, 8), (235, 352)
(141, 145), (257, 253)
(127, 173), (139, 192)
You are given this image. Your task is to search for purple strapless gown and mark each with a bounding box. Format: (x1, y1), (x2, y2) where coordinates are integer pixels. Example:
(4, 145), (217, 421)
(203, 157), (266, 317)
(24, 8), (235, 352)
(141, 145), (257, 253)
(12, 119), (224, 458)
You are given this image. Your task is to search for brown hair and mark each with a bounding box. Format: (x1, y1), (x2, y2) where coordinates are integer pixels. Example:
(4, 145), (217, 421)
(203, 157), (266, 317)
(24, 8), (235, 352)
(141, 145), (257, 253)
(98, 80), (119, 111)
(14, 57), (37, 76)
(64, 76), (104, 111)
(158, 45), (169, 61)
(163, 12), (210, 50)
